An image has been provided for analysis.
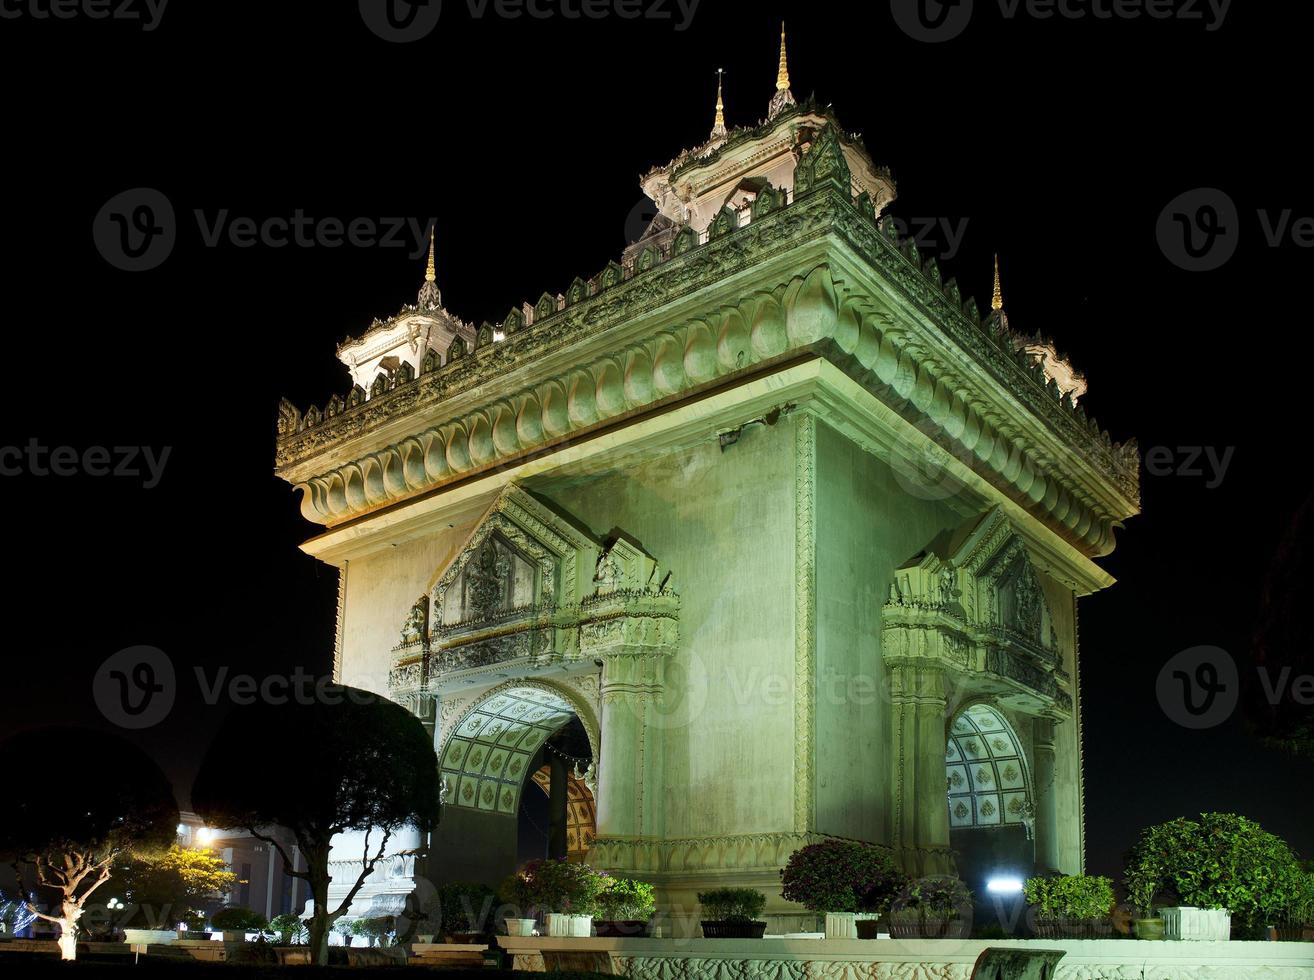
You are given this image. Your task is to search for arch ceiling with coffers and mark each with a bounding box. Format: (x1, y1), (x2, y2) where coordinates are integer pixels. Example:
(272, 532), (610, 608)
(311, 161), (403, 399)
(947, 703), (1031, 831)
(440, 686), (578, 815)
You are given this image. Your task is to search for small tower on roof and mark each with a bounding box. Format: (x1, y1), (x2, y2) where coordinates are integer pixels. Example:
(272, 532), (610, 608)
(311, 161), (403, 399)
(417, 227), (441, 311)
(991, 254), (1008, 328)
(768, 22), (796, 120)
(710, 68), (728, 140)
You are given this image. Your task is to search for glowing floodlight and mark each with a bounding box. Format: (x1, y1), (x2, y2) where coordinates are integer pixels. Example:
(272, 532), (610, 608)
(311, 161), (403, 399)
(986, 876), (1024, 895)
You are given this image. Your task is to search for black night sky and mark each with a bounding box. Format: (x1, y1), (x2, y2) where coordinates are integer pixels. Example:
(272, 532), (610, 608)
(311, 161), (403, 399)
(2, 0), (1310, 886)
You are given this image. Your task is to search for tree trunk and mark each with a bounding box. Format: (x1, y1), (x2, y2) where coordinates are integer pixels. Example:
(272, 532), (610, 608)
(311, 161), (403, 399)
(307, 868), (332, 966)
(56, 900), (82, 961)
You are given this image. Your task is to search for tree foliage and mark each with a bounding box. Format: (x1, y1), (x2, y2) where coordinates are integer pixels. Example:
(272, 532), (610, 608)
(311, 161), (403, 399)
(190, 685), (439, 964)
(112, 844), (235, 928)
(1123, 812), (1306, 935)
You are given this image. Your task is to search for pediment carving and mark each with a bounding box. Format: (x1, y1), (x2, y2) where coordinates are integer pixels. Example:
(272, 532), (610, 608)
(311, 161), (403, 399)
(883, 507), (1069, 712)
(388, 484), (678, 699)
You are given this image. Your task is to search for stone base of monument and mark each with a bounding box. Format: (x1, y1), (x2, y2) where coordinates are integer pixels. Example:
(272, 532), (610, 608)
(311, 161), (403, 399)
(497, 935), (1314, 979)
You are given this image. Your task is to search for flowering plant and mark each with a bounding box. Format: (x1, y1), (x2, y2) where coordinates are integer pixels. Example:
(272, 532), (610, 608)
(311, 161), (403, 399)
(503, 859), (601, 916)
(779, 840), (909, 915)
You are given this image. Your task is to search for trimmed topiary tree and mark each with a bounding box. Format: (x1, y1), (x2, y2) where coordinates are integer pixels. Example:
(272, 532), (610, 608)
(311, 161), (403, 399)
(191, 685), (440, 964)
(1123, 812), (1306, 937)
(0, 728), (178, 960)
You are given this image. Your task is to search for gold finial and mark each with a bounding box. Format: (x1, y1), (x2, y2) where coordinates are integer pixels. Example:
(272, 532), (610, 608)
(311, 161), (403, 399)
(991, 254), (1003, 312)
(776, 22), (791, 92)
(712, 68), (727, 135)
(425, 226), (436, 283)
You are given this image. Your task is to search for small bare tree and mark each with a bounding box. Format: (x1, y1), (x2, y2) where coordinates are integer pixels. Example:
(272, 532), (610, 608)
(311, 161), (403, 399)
(0, 728), (177, 960)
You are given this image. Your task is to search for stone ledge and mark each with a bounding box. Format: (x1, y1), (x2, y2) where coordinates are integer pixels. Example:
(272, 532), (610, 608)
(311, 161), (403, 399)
(497, 936), (1314, 979)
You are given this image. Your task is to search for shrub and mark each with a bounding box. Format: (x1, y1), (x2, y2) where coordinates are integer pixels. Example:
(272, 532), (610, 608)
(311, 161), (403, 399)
(897, 877), (972, 918)
(352, 915), (395, 947)
(595, 876), (656, 921)
(269, 913), (307, 945)
(211, 906), (267, 931)
(1023, 875), (1115, 919)
(434, 881), (500, 935)
(698, 887), (766, 923)
(503, 859), (602, 916)
(1123, 813), (1305, 933)
(779, 840), (910, 915)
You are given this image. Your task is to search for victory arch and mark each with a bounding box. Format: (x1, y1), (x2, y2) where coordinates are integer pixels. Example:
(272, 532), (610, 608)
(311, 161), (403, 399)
(273, 49), (1139, 933)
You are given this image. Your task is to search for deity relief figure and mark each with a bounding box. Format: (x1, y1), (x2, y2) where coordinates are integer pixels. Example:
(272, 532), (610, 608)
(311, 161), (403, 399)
(594, 545), (621, 594)
(400, 595), (429, 647)
(465, 536), (510, 618)
(1014, 568), (1043, 640)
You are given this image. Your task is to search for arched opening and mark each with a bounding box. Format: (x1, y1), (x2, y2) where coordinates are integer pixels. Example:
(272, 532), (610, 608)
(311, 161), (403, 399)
(433, 683), (597, 887)
(946, 703), (1034, 907)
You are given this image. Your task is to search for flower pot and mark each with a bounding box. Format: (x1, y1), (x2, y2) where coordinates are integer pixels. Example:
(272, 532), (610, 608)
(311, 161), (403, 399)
(1161, 907), (1231, 941)
(444, 931), (485, 944)
(593, 919), (652, 937)
(505, 918), (538, 937)
(1134, 918), (1165, 941)
(1271, 922), (1314, 942)
(855, 919), (888, 940)
(700, 920), (767, 939)
(221, 930), (247, 943)
(889, 910), (968, 939)
(824, 912), (858, 939)
(546, 913), (592, 937)
(1034, 916), (1114, 939)
(274, 948), (311, 965)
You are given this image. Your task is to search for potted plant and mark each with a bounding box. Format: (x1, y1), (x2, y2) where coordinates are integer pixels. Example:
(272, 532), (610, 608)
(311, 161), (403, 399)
(698, 887), (768, 939)
(594, 875), (656, 937)
(1023, 874), (1115, 939)
(1270, 865), (1314, 942)
(779, 840), (909, 939)
(501, 868), (542, 937)
(268, 912), (307, 946)
(1125, 813), (1304, 940)
(434, 881), (500, 943)
(352, 916), (395, 948)
(506, 859), (600, 937)
(210, 906), (267, 943)
(332, 918), (356, 947)
(889, 877), (972, 939)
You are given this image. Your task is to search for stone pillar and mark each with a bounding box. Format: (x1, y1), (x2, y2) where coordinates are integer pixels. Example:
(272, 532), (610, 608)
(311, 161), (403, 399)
(1031, 717), (1060, 874)
(596, 653), (662, 840)
(548, 751), (568, 860)
(888, 662), (953, 877)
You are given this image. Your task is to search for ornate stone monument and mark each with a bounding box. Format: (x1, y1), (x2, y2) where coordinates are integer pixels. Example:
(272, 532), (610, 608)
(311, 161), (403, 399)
(274, 32), (1138, 932)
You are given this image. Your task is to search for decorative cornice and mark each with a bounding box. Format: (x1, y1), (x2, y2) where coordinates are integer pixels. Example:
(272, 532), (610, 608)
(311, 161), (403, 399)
(276, 142), (1138, 559)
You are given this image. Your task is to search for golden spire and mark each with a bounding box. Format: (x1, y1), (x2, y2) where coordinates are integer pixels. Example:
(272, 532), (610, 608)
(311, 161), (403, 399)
(424, 226), (436, 284)
(991, 254), (1003, 312)
(711, 68), (727, 137)
(776, 22), (791, 92)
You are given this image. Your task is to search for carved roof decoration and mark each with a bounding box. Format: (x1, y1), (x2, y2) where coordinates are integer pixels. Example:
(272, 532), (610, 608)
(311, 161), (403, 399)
(275, 115), (1138, 559)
